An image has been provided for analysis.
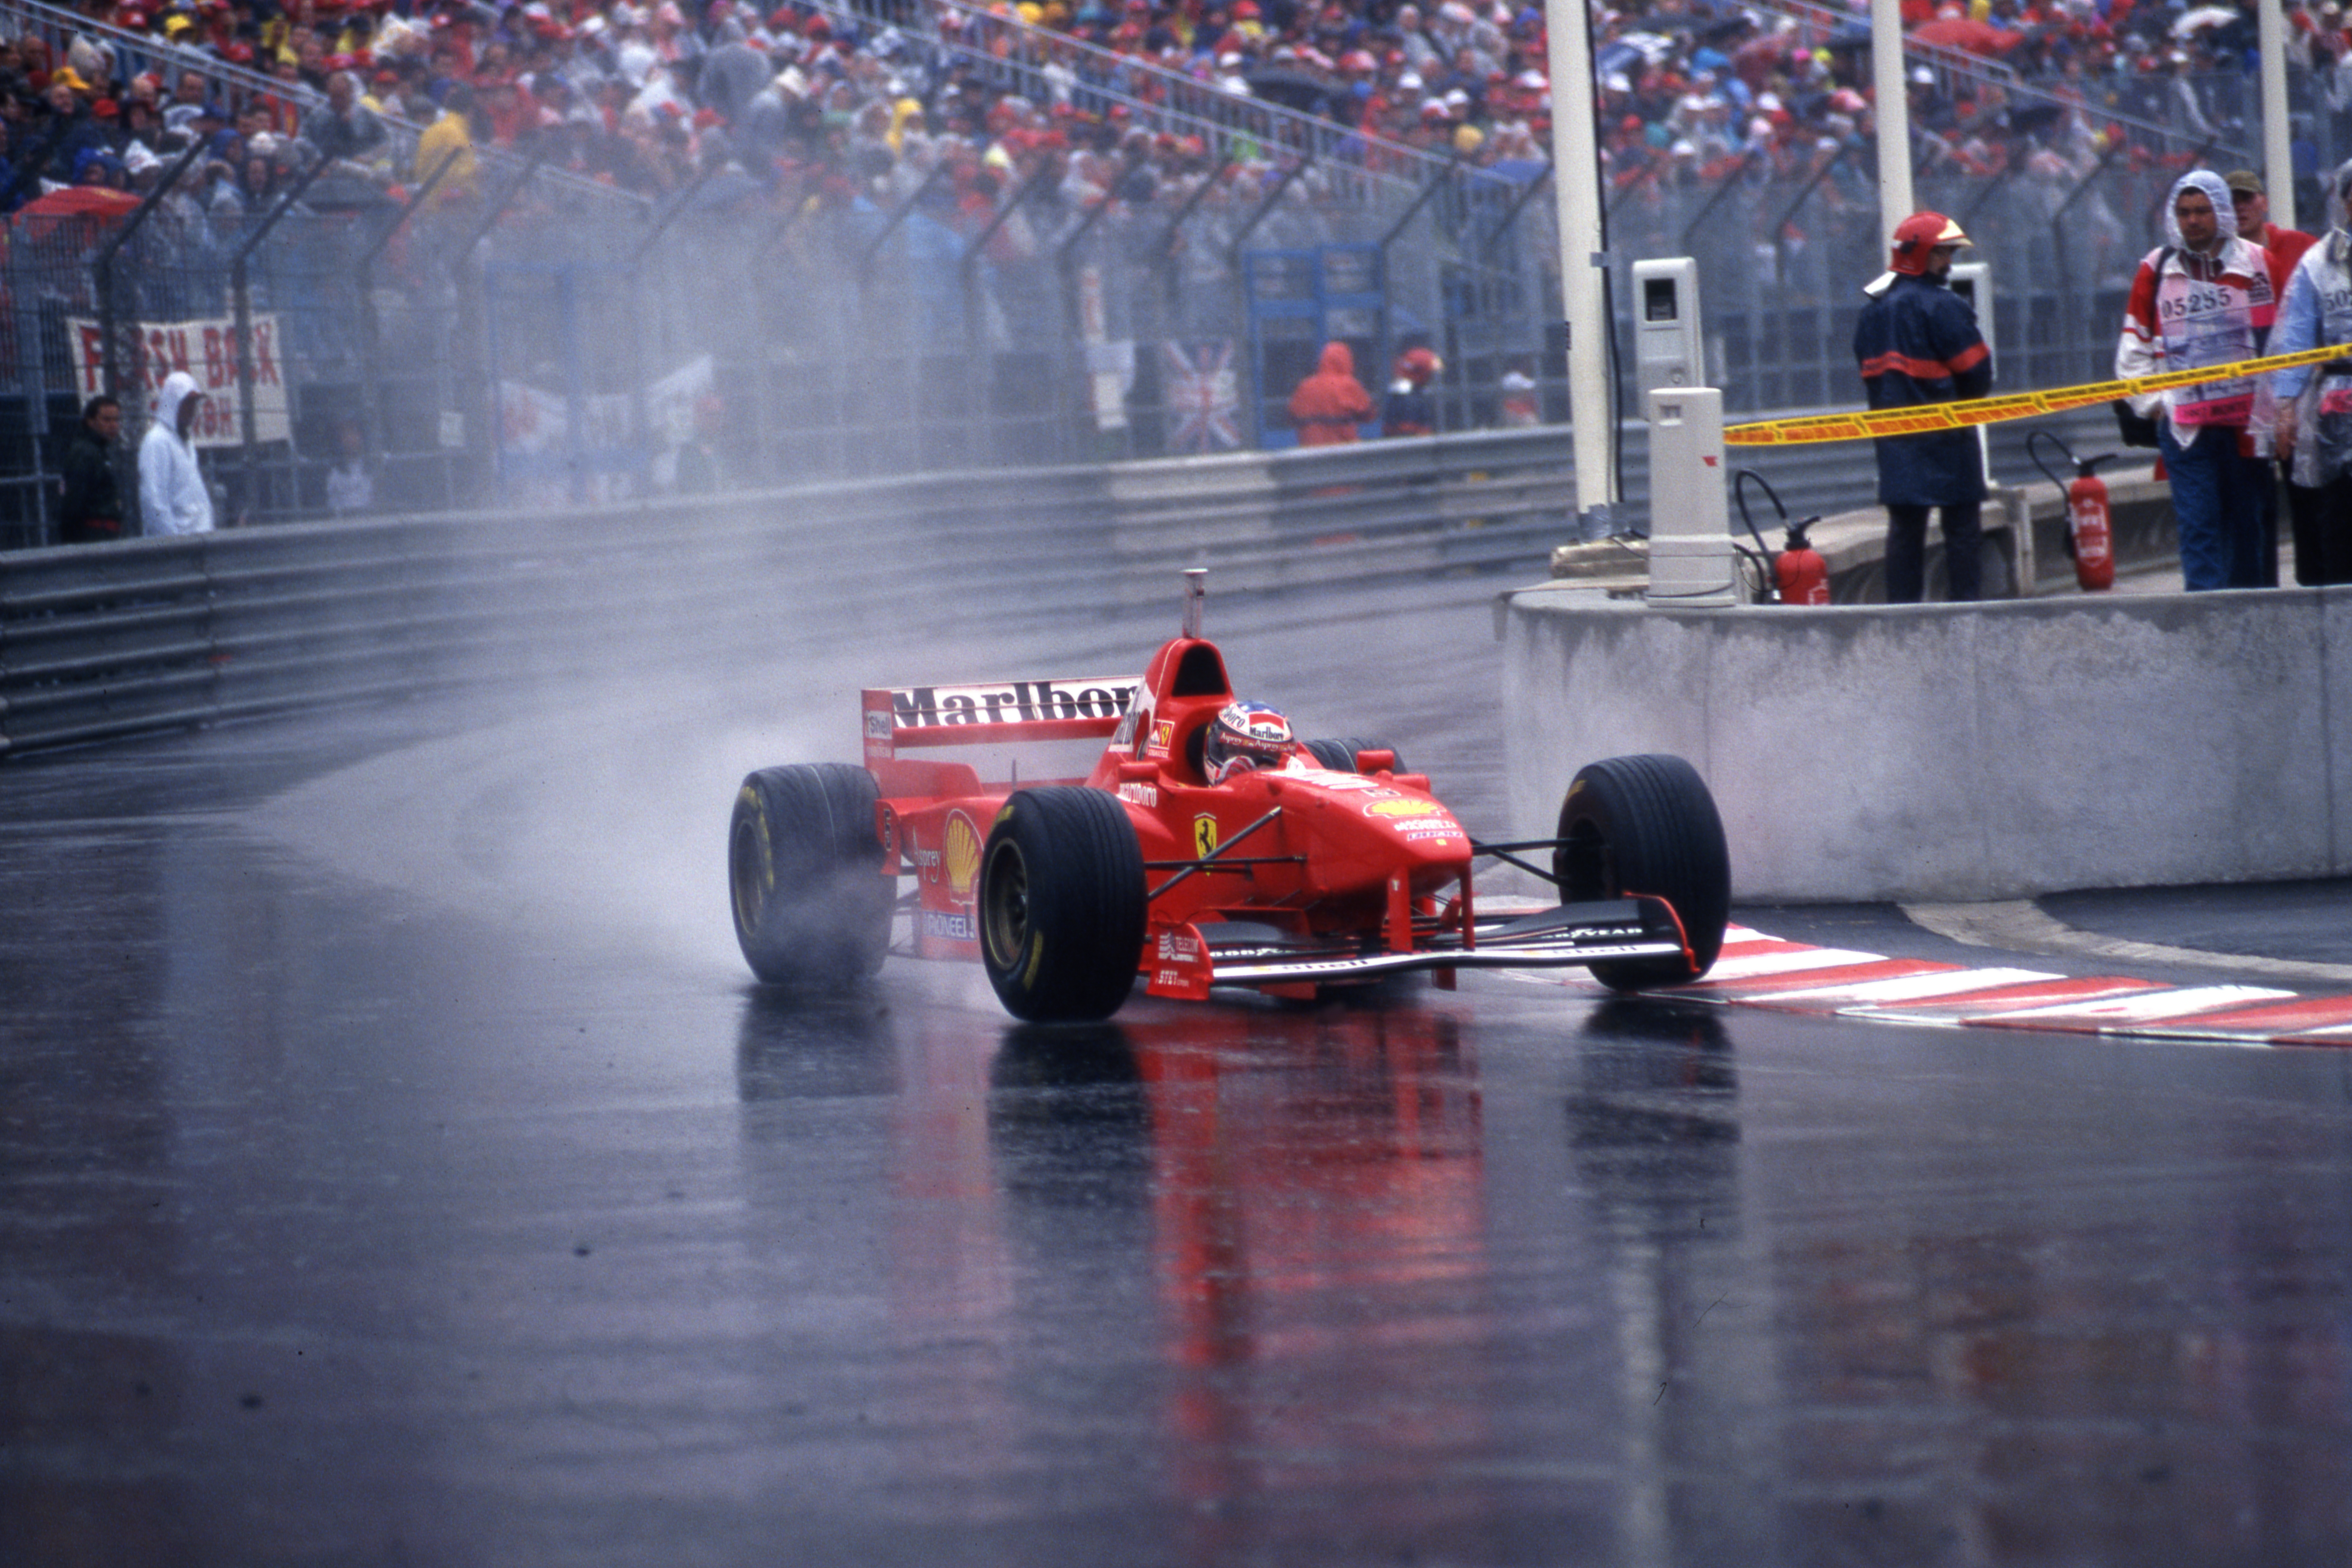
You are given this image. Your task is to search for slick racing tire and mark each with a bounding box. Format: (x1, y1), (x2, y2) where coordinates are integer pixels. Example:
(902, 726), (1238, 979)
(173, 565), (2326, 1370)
(729, 763), (893, 988)
(1305, 736), (1406, 774)
(978, 786), (1147, 1023)
(1552, 753), (1730, 993)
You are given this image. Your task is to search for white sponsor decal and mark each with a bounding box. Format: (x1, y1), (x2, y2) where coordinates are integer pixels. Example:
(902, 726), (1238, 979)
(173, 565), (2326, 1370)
(921, 910), (976, 941)
(888, 678), (1138, 729)
(1117, 782), (1160, 807)
(1156, 930), (1202, 962)
(864, 709), (893, 739)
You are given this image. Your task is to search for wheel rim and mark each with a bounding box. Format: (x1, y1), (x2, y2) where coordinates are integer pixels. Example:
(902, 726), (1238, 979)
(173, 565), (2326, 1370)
(981, 838), (1030, 971)
(1557, 817), (1604, 900)
(730, 815), (767, 936)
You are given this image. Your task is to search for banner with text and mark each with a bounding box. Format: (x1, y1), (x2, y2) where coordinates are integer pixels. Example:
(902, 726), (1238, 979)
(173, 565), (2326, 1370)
(68, 315), (291, 447)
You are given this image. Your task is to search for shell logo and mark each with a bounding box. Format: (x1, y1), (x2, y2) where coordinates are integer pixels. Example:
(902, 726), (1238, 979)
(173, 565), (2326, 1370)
(944, 811), (983, 900)
(1364, 798), (1447, 820)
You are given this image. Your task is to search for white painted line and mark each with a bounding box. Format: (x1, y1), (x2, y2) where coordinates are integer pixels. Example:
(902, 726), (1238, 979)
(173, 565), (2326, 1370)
(1750, 966), (2062, 1004)
(1970, 985), (2298, 1024)
(2275, 1020), (2352, 1038)
(1698, 947), (1892, 982)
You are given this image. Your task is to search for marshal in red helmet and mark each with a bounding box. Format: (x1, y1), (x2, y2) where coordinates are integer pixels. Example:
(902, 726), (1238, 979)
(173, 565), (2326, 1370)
(1852, 210), (1992, 602)
(1864, 211), (1972, 296)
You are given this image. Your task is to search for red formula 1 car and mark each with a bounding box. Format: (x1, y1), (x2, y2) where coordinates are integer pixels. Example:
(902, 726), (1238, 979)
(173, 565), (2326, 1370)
(727, 577), (1731, 1021)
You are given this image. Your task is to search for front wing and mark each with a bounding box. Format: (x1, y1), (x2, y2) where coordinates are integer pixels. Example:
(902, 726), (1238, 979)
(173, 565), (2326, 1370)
(1147, 897), (1690, 997)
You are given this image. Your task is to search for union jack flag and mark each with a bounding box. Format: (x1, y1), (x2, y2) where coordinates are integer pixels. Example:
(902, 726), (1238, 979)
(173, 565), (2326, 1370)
(1163, 340), (1243, 454)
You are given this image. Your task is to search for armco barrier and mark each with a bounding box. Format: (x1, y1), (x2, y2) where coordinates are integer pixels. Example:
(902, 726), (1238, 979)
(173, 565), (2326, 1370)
(1, 430), (1589, 758)
(1500, 587), (2352, 902)
(1, 406), (2132, 762)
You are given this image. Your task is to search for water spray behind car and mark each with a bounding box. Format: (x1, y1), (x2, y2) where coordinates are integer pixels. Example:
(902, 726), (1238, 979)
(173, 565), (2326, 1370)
(1731, 470), (1827, 605)
(2027, 430), (2117, 593)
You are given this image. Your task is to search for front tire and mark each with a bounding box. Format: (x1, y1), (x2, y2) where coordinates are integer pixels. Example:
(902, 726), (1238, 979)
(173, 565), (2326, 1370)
(1305, 736), (1405, 773)
(1552, 754), (1730, 992)
(978, 787), (1147, 1022)
(730, 763), (892, 987)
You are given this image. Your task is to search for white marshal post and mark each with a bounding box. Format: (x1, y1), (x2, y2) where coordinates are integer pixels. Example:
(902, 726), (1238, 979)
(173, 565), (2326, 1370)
(2258, 0), (2295, 230)
(1871, 0), (1914, 245)
(1544, 0), (1614, 538)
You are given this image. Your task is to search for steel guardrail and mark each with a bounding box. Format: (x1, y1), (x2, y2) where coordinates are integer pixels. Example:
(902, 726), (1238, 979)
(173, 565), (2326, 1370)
(0, 405), (2122, 759)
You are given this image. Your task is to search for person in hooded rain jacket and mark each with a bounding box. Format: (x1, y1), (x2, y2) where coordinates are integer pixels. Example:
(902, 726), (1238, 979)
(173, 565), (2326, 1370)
(2269, 156), (2352, 587)
(1852, 210), (1993, 602)
(1288, 342), (1373, 447)
(2117, 169), (2276, 591)
(139, 371), (215, 536)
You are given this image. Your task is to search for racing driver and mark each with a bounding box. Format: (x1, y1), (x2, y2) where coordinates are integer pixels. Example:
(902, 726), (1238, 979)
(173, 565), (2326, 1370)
(1204, 701), (1298, 783)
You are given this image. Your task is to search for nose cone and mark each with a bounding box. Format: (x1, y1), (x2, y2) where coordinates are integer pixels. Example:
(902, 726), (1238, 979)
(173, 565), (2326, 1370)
(1354, 793), (1473, 892)
(1356, 794), (1468, 850)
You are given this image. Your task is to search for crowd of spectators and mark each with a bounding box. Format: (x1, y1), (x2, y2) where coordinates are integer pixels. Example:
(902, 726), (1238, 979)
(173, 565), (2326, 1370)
(0, 0), (2321, 245)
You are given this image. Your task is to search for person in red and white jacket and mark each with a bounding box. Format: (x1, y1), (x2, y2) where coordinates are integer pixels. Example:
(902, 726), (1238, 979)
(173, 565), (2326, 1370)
(2116, 169), (2276, 591)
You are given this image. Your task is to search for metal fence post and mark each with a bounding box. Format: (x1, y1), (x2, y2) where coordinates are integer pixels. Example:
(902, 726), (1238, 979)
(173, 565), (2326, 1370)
(354, 149), (463, 495)
(93, 140), (206, 402)
(226, 147), (334, 521)
(444, 151), (545, 508)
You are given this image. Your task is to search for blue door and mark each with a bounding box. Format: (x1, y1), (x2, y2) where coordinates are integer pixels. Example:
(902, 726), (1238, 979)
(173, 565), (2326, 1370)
(1241, 245), (1386, 449)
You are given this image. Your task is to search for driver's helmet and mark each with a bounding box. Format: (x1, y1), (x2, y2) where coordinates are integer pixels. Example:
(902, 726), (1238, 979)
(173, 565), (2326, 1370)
(1204, 700), (1295, 782)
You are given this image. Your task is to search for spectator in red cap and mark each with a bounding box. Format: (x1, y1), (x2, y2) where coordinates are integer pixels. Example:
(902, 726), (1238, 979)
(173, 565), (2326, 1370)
(1382, 345), (1442, 437)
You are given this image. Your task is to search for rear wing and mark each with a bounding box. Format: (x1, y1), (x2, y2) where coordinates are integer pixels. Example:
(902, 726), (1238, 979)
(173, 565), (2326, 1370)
(862, 677), (1141, 769)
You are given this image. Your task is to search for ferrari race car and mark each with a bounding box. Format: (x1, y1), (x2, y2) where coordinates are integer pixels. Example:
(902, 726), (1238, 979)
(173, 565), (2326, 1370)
(727, 576), (1731, 1022)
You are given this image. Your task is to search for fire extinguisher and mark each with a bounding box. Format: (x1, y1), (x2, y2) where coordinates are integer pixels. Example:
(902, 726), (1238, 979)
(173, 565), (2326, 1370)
(1734, 469), (1830, 604)
(2029, 430), (2116, 593)
(1775, 516), (1829, 604)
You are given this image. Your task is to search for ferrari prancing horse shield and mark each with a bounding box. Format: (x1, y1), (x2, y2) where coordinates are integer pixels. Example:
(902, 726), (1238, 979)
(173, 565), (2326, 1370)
(1193, 814), (1218, 857)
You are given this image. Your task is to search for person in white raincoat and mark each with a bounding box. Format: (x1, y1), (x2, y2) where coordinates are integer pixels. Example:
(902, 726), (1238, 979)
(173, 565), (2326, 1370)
(2268, 156), (2352, 586)
(2115, 169), (2275, 590)
(138, 371), (214, 536)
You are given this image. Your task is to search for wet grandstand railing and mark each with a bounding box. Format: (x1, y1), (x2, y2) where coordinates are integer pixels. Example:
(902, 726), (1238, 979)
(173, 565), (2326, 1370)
(0, 0), (2332, 544)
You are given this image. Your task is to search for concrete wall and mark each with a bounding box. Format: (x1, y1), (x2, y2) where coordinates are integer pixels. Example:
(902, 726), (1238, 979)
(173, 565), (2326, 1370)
(1502, 585), (2352, 902)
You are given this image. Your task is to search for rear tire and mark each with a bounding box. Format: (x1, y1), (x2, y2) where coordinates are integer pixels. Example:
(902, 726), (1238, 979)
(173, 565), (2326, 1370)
(1305, 736), (1405, 773)
(978, 787), (1147, 1022)
(730, 763), (892, 988)
(1551, 754), (1730, 992)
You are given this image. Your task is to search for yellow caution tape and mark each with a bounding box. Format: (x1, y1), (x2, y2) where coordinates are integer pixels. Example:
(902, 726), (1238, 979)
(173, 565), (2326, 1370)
(1722, 341), (2351, 447)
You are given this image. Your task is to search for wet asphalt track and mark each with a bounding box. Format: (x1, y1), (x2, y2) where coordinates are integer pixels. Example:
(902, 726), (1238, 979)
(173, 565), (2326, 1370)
(3, 580), (2349, 1566)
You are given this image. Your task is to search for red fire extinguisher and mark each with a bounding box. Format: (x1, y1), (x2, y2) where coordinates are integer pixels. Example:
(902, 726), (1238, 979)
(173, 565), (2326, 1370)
(2030, 431), (2117, 593)
(1735, 470), (1831, 604)
(1774, 516), (1830, 605)
(2065, 456), (2117, 592)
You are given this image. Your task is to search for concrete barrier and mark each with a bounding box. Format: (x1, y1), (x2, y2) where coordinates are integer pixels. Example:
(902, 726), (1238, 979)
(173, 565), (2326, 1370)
(1501, 585), (2352, 901)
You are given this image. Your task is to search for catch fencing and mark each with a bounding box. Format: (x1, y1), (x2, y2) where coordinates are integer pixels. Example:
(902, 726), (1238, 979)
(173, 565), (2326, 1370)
(0, 0), (2322, 545)
(1, 131), (2238, 550)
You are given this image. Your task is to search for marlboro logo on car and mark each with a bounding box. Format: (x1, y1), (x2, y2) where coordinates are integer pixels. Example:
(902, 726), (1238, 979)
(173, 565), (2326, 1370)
(888, 679), (1138, 728)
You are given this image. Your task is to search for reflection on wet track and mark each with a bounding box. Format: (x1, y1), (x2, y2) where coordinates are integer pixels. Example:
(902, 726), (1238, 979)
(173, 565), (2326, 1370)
(2, 587), (2348, 1565)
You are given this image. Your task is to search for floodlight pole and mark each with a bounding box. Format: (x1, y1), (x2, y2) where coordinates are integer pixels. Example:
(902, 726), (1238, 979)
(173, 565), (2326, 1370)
(1871, 0), (1914, 245)
(1543, 0), (1614, 535)
(2258, 0), (2294, 229)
